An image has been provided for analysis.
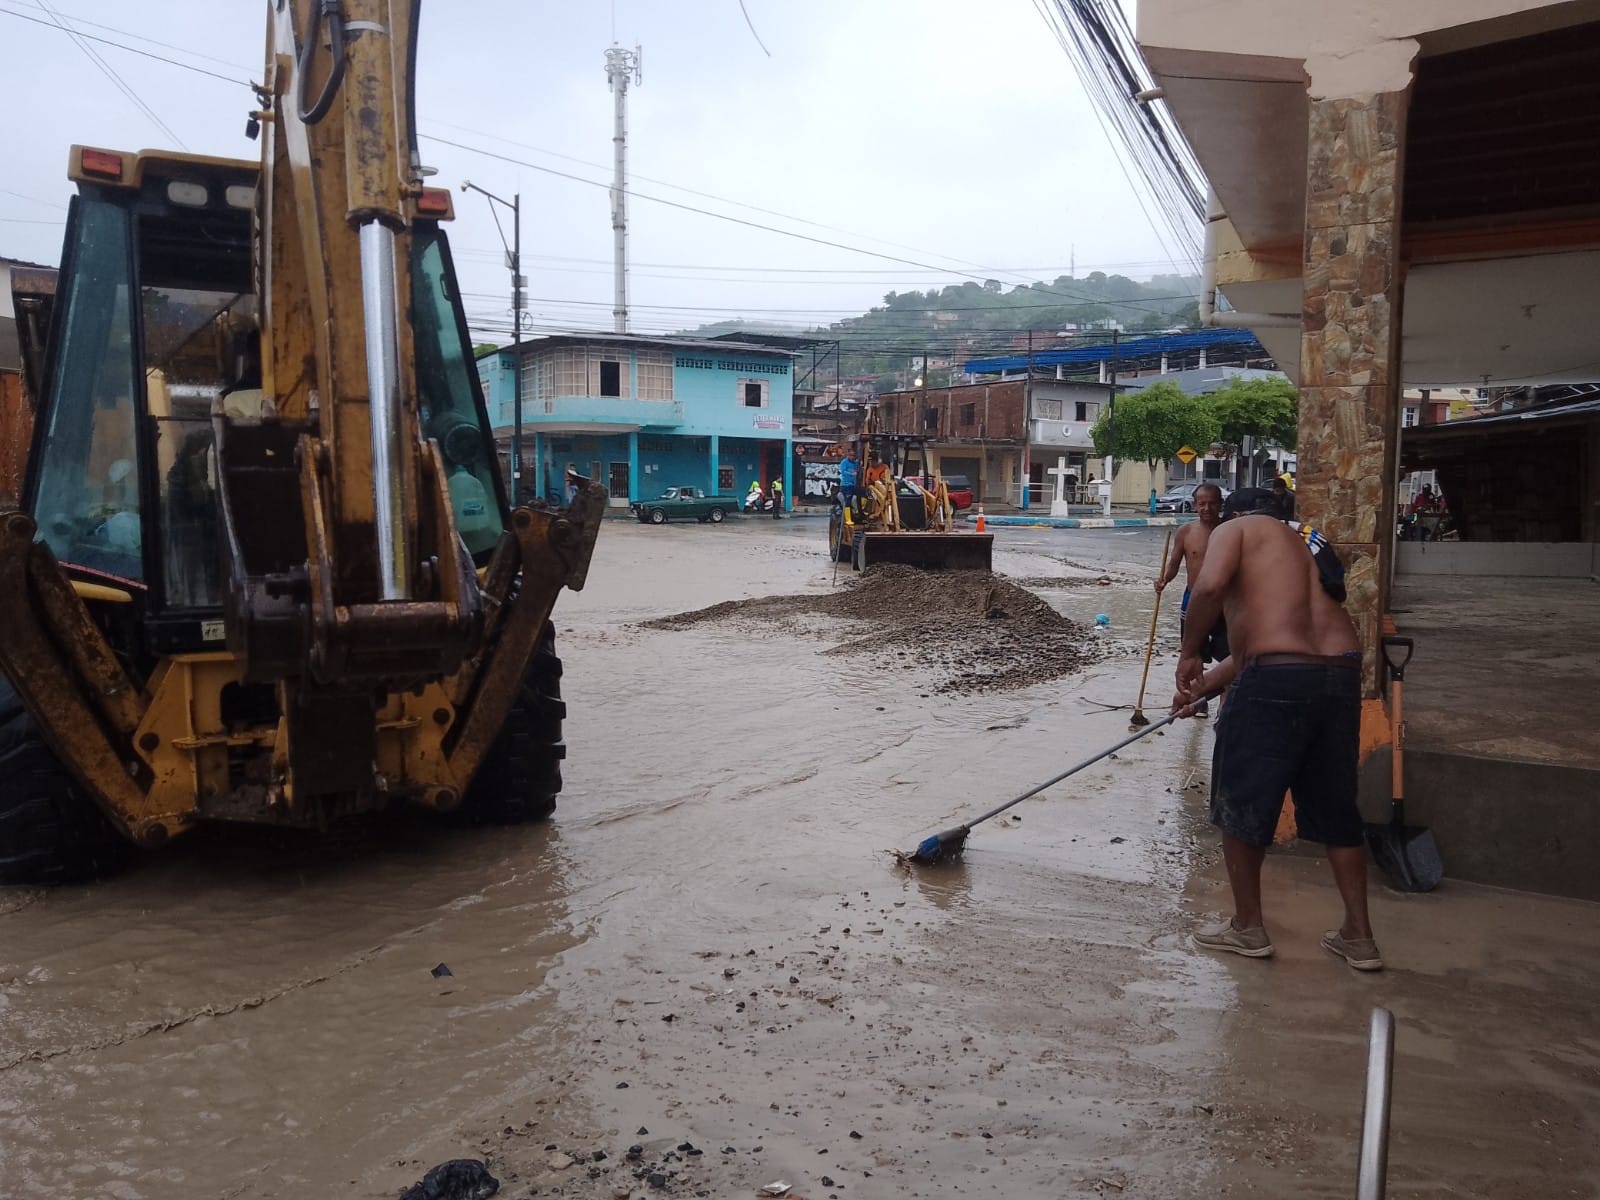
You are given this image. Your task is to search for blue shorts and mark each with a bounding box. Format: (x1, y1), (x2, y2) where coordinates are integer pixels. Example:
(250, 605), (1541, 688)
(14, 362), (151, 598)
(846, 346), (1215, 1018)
(1209, 661), (1363, 848)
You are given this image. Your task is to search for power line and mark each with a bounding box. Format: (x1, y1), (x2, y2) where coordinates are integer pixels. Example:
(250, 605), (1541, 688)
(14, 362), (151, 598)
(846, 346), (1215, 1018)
(32, 0), (178, 148)
(428, 120), (1082, 280)
(0, 4), (1199, 328)
(451, 249), (1197, 285)
(452, 248), (1189, 275)
(19, 2), (193, 148)
(0, 187), (67, 210)
(1033, 0), (1204, 271)
(428, 132), (1195, 314)
(0, 9), (1194, 295)
(0, 6), (251, 86)
(457, 289), (1194, 314)
(15, 3), (255, 70)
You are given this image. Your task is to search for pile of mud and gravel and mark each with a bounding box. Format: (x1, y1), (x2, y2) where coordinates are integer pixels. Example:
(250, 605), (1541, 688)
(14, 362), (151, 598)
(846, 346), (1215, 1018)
(639, 565), (1096, 693)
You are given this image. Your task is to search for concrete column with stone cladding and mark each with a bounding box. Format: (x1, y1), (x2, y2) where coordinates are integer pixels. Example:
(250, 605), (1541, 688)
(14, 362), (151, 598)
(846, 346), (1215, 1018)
(1296, 89), (1408, 696)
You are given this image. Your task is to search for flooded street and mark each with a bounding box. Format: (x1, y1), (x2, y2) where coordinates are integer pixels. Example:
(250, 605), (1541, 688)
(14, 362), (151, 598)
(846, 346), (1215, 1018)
(2, 520), (1598, 1199)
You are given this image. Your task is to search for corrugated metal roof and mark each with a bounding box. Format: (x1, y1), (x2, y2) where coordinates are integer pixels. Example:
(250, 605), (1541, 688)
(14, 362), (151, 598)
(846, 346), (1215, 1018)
(514, 332), (798, 358)
(963, 328), (1267, 374)
(1404, 394), (1600, 439)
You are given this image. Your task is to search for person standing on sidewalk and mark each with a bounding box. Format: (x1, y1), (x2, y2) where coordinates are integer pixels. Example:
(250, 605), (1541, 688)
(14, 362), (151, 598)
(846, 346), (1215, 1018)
(770, 476), (784, 518)
(1271, 475), (1296, 520)
(1155, 482), (1227, 713)
(1173, 498), (1381, 972)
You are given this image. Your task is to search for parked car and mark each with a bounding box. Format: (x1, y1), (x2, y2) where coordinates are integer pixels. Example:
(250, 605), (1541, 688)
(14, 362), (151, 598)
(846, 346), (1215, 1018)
(904, 474), (974, 511)
(1154, 482), (1229, 513)
(940, 474), (975, 511)
(632, 487), (732, 525)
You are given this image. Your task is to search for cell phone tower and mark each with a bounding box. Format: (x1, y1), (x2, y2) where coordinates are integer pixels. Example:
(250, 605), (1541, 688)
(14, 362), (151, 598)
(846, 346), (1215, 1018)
(605, 44), (643, 334)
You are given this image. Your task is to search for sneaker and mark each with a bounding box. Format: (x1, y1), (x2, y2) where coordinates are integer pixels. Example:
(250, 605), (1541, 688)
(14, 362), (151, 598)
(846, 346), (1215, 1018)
(1192, 921), (1274, 958)
(1321, 930), (1384, 972)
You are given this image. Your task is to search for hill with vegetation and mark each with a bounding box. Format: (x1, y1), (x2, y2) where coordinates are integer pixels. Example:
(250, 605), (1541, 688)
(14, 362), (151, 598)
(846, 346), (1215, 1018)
(681, 272), (1200, 388)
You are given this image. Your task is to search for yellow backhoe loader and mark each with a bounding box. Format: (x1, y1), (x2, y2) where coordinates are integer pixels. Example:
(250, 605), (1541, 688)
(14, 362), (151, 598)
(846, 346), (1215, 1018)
(0, 0), (604, 883)
(825, 409), (993, 572)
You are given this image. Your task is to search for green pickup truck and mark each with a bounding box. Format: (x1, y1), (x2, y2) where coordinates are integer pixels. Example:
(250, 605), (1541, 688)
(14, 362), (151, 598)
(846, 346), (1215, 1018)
(632, 487), (734, 525)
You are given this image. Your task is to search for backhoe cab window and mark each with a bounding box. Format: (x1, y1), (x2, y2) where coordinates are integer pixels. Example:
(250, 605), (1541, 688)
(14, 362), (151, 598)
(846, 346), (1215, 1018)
(146, 285), (252, 608)
(31, 199), (144, 581)
(412, 228), (505, 557)
(139, 198), (252, 610)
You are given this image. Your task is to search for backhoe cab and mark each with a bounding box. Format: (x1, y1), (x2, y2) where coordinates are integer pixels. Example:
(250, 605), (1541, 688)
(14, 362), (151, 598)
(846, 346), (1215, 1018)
(0, 1), (603, 884)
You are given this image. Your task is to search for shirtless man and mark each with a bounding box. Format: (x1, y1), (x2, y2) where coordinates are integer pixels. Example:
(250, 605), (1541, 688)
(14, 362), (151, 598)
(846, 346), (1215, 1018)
(1155, 482), (1226, 712)
(1174, 497), (1381, 972)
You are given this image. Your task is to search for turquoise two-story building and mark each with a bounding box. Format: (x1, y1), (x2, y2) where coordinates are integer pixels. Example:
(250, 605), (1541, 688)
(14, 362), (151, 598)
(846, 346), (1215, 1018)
(476, 333), (797, 510)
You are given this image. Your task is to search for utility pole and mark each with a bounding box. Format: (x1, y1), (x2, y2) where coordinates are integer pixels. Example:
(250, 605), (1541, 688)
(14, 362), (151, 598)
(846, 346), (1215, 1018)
(462, 180), (524, 505)
(606, 44), (642, 334)
(922, 350), (931, 475)
(1103, 329), (1119, 515)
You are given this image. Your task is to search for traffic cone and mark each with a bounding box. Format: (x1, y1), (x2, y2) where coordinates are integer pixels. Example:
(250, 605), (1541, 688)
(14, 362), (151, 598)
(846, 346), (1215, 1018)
(975, 506), (986, 533)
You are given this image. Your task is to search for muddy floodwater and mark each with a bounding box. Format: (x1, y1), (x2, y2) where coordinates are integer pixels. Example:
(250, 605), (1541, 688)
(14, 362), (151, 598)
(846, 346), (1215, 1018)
(3, 520), (1598, 1199)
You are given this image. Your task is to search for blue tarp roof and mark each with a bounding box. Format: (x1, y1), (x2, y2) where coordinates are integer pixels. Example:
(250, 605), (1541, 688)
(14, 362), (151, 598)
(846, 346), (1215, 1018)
(963, 327), (1267, 375)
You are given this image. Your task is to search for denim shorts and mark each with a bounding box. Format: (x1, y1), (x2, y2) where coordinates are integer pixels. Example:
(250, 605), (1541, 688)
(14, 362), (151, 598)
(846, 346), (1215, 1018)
(1210, 662), (1363, 847)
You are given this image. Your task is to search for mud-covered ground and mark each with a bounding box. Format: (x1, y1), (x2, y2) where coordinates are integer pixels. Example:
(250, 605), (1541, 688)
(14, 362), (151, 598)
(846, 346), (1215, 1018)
(2, 519), (1598, 1199)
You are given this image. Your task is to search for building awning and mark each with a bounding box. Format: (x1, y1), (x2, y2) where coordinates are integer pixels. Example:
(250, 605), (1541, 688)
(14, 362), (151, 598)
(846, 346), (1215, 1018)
(1402, 393), (1600, 468)
(964, 328), (1266, 375)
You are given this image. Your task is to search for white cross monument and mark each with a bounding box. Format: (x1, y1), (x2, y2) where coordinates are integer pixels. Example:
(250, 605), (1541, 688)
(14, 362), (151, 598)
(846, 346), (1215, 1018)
(1047, 456), (1074, 517)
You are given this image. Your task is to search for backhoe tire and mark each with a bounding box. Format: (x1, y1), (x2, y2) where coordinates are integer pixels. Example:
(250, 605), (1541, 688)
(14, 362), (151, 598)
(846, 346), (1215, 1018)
(451, 625), (566, 825)
(0, 679), (133, 886)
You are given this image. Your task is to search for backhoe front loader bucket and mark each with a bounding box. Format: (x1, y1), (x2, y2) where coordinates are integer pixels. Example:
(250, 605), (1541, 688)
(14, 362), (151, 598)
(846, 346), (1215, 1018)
(856, 531), (994, 573)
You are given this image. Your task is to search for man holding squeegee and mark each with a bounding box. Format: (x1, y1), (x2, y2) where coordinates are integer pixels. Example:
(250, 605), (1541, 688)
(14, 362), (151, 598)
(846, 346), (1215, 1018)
(1155, 482), (1228, 714)
(1174, 490), (1382, 971)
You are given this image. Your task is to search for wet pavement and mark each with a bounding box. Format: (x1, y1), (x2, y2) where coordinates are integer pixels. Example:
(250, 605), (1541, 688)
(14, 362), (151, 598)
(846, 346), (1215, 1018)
(2, 520), (1597, 1198)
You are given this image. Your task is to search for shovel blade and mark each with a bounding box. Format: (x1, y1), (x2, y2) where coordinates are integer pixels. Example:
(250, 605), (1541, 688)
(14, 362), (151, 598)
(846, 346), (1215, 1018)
(1365, 822), (1443, 893)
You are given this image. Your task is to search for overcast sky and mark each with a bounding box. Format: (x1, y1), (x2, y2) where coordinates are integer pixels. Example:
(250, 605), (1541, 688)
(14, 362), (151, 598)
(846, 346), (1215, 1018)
(0, 0), (1187, 341)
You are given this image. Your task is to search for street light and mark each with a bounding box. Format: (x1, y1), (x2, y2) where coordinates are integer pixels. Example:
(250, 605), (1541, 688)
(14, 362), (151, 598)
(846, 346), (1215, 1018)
(460, 179), (524, 506)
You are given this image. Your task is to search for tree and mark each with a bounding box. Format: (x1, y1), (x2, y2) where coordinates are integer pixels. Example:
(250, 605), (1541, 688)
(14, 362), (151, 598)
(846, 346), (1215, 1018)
(1090, 380), (1221, 466)
(1207, 376), (1299, 451)
(472, 342), (502, 358)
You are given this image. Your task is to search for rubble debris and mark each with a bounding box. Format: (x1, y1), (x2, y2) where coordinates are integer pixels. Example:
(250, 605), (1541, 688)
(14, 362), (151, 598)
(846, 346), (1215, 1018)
(398, 1159), (499, 1200)
(640, 567), (1094, 694)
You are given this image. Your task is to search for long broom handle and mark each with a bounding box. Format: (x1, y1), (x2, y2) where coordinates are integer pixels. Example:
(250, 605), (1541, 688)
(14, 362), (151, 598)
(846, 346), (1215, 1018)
(1133, 529), (1174, 713)
(959, 712), (1181, 829)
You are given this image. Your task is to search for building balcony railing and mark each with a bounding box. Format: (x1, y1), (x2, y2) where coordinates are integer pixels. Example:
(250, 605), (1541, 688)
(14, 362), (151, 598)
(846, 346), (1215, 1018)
(501, 395), (685, 430)
(1028, 418), (1097, 449)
